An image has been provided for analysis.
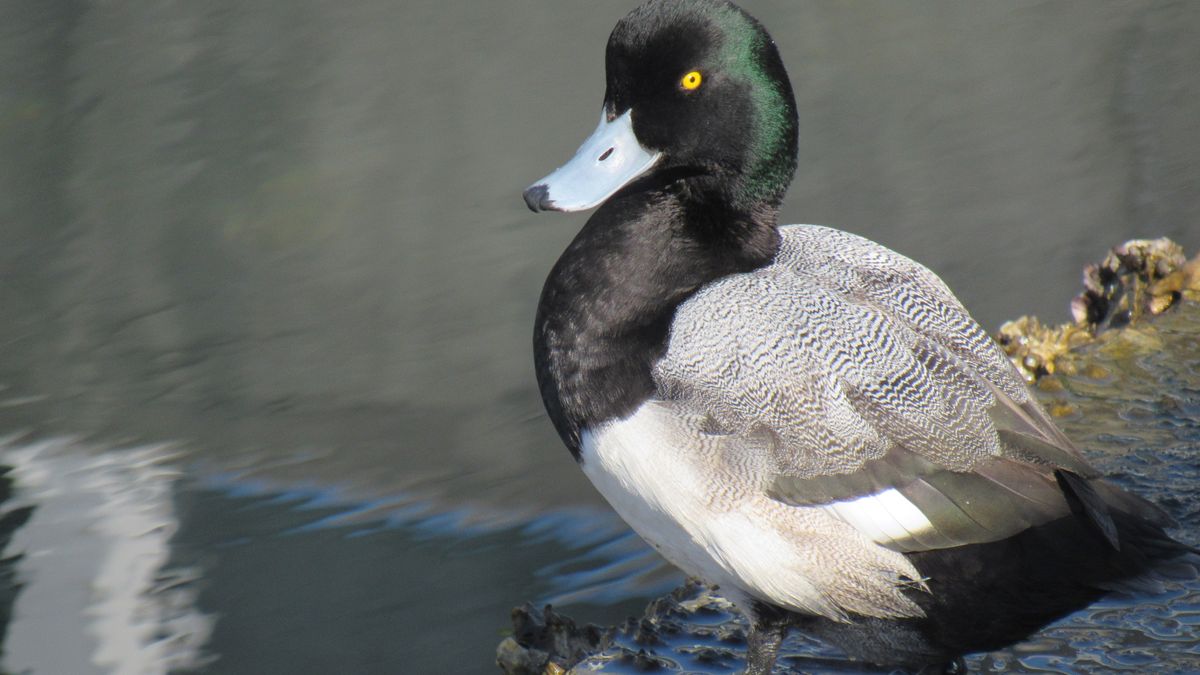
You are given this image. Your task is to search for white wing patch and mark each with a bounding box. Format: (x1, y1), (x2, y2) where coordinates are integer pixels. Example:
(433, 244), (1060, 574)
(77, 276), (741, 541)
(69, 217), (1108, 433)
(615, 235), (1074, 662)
(823, 489), (934, 551)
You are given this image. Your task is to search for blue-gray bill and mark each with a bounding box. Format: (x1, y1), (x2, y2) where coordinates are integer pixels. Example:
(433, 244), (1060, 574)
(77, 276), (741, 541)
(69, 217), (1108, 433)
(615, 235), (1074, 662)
(523, 110), (660, 212)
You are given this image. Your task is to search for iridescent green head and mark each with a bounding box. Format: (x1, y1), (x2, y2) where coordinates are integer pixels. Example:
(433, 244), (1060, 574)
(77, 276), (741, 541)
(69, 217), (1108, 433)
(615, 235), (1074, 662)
(524, 0), (799, 215)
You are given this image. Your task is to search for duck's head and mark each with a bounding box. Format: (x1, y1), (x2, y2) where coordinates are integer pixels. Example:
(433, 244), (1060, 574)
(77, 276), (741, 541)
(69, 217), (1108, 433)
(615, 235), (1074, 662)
(524, 0), (799, 216)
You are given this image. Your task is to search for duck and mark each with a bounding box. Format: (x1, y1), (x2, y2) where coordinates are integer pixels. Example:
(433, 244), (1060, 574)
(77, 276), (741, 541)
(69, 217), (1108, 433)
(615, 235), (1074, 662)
(522, 1), (1195, 672)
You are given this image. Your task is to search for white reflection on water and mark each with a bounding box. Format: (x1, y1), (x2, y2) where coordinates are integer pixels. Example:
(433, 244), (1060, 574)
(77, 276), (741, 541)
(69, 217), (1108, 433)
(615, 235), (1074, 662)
(2, 437), (213, 675)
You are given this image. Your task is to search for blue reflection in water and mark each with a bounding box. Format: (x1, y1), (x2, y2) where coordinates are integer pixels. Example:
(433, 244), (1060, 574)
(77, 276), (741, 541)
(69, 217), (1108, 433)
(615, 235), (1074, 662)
(173, 468), (676, 673)
(193, 467), (680, 601)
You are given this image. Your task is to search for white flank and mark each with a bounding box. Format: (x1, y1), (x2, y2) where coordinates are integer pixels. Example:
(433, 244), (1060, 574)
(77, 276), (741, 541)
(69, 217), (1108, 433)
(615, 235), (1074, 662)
(580, 404), (734, 589)
(579, 402), (912, 619)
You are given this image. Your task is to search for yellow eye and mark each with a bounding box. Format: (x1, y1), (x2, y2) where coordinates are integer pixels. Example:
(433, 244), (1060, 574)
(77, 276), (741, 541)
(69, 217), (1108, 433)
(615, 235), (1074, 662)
(680, 70), (703, 91)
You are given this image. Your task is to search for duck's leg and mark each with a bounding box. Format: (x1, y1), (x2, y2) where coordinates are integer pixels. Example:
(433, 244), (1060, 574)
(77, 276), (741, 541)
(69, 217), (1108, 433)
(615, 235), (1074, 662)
(744, 604), (790, 675)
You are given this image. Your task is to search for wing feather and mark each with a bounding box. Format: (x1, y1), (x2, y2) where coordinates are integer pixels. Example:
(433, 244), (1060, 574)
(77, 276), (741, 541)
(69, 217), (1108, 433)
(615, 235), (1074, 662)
(654, 225), (1108, 552)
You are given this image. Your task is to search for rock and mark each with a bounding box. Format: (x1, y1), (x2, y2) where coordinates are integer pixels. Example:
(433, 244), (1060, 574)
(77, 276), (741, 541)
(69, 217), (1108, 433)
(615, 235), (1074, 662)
(1000, 237), (1198, 381)
(496, 603), (615, 675)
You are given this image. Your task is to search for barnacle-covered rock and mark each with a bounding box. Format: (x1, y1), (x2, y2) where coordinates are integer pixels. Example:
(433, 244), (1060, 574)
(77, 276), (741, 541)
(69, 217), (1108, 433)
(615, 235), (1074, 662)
(499, 581), (774, 674)
(999, 237), (1199, 381)
(995, 317), (1093, 380)
(496, 603), (615, 675)
(1072, 238), (1195, 329)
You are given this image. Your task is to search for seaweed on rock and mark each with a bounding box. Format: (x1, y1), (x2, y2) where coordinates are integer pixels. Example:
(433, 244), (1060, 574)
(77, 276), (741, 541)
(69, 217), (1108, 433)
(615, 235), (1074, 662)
(999, 238), (1200, 381)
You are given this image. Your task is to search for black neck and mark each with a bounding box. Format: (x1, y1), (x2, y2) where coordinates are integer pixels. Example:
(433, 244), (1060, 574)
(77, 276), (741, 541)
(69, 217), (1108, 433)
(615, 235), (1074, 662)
(533, 185), (779, 459)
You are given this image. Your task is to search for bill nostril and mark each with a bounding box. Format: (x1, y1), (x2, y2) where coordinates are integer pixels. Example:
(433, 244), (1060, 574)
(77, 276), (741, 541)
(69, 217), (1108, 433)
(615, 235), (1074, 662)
(598, 147), (614, 162)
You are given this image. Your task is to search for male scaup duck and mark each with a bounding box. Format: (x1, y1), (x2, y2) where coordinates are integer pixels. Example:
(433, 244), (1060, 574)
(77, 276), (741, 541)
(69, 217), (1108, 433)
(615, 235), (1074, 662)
(523, 1), (1195, 672)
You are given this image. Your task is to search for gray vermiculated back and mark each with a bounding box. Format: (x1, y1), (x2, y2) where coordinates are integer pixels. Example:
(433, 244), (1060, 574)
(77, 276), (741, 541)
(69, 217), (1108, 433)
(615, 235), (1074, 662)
(654, 224), (1039, 479)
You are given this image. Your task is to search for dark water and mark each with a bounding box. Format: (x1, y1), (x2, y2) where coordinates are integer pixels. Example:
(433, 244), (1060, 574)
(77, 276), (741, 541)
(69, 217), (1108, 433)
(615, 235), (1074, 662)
(1, 1), (1198, 673)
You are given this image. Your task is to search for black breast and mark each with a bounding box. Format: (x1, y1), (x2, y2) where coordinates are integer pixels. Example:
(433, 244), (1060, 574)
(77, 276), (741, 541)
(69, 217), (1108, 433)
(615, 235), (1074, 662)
(533, 189), (779, 459)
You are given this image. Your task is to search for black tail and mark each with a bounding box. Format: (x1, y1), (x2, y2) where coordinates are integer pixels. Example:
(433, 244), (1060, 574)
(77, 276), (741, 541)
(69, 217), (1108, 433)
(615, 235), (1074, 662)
(905, 475), (1196, 658)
